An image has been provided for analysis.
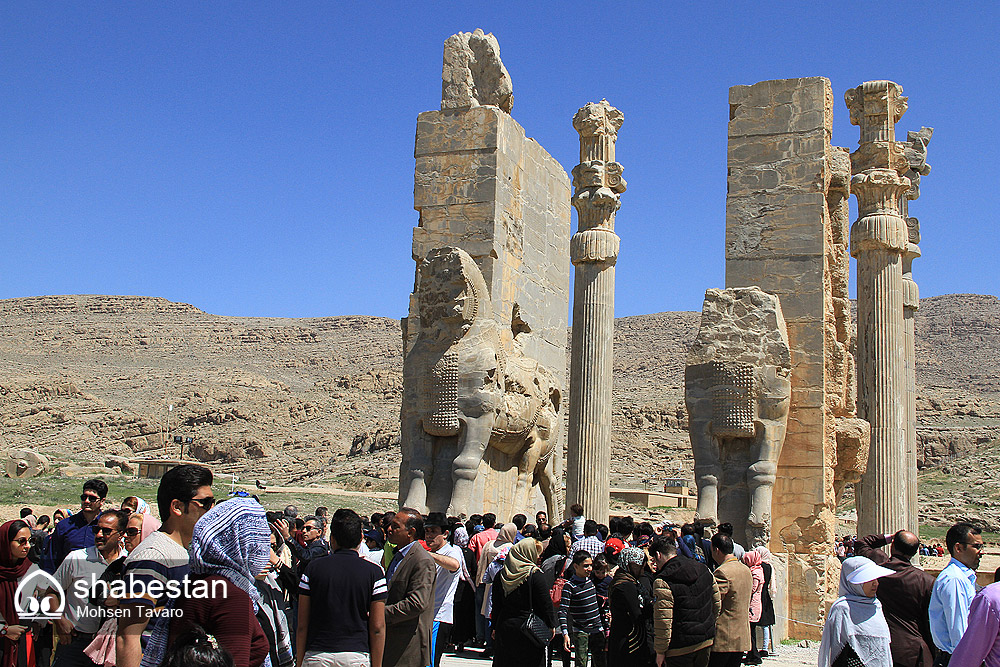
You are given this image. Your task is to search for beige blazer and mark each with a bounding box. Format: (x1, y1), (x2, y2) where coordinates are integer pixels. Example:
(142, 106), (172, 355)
(384, 541), (437, 667)
(712, 556), (753, 653)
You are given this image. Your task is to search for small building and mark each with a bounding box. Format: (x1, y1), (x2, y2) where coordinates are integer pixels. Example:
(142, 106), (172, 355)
(132, 458), (207, 480)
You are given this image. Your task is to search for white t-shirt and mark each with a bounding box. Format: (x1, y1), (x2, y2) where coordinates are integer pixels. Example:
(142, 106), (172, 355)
(431, 543), (463, 624)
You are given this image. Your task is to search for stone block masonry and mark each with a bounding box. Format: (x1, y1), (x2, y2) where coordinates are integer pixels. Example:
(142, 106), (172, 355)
(725, 77), (869, 639)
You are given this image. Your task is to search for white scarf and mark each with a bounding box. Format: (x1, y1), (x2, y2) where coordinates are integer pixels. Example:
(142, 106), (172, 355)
(818, 560), (891, 667)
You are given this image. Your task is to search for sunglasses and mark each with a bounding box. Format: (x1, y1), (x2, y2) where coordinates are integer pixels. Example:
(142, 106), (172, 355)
(187, 496), (216, 510)
(11, 537), (29, 546)
(91, 526), (118, 536)
(81, 494), (103, 503)
(124, 527), (141, 537)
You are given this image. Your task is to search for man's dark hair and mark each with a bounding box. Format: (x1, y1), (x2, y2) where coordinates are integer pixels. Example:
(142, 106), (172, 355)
(681, 523), (695, 536)
(946, 522), (982, 555)
(572, 549), (593, 565)
(569, 503), (584, 517)
(157, 464), (213, 520)
(583, 519), (599, 537)
(83, 479), (109, 499)
(692, 523), (706, 538)
(303, 515), (325, 533)
(382, 511), (395, 529)
(425, 512), (449, 533)
(284, 505), (298, 517)
(597, 524), (609, 540)
(512, 514), (527, 530)
(315, 506), (329, 517)
(649, 534), (678, 557)
(36, 515), (50, 527)
(482, 513), (496, 530)
(400, 507), (425, 540)
(331, 508), (362, 549)
(19, 508), (33, 519)
(295, 517), (305, 530)
(619, 516), (634, 539)
(636, 522), (654, 538)
(712, 533), (735, 555)
(162, 625), (235, 667)
(470, 514), (483, 525)
(717, 522), (734, 537)
(522, 524), (537, 538)
(535, 511), (547, 522)
(891, 530), (920, 560)
(370, 512), (382, 527)
(608, 516), (620, 536)
(99, 509), (129, 533)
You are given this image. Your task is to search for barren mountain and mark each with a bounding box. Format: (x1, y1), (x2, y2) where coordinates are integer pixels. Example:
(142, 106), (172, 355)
(1, 293), (998, 524)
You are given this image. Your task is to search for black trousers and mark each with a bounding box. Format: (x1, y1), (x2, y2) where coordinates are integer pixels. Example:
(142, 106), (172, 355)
(708, 652), (744, 667)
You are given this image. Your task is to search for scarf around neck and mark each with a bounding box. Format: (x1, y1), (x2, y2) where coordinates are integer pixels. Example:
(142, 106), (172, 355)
(818, 557), (891, 667)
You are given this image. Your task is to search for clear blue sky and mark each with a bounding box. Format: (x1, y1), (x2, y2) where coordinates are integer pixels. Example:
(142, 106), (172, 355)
(4, 3), (997, 318)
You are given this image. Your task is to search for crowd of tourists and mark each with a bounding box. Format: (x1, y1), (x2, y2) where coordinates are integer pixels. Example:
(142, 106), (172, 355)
(836, 535), (947, 560)
(0, 467), (787, 667)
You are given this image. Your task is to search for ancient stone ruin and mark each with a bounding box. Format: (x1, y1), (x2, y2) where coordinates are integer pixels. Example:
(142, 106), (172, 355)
(686, 287), (791, 548)
(400, 30), (571, 519)
(565, 99), (626, 526)
(723, 77), (870, 638)
(399, 247), (561, 518)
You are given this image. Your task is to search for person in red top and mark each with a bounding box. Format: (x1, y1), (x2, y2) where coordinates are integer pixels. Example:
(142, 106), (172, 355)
(169, 497), (271, 667)
(467, 513), (498, 648)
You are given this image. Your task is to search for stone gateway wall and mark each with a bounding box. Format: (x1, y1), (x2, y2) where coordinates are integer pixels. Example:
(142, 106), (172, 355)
(725, 77), (869, 639)
(400, 31), (571, 519)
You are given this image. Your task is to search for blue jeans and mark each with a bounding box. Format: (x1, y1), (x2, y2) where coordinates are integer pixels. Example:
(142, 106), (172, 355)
(475, 584), (488, 645)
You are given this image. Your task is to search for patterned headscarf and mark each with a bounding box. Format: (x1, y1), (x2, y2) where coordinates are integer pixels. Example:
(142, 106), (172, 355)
(618, 547), (646, 570)
(189, 497), (270, 611)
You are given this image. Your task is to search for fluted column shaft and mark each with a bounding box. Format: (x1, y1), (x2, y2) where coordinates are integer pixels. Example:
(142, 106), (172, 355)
(903, 273), (919, 532)
(846, 81), (911, 537)
(566, 100), (625, 525)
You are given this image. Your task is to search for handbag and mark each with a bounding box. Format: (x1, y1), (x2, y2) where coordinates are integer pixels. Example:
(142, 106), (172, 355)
(520, 573), (552, 649)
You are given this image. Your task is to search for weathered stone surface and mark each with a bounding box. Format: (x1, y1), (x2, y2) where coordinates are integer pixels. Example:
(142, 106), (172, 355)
(566, 100), (626, 525)
(441, 29), (513, 114)
(686, 287), (791, 547)
(398, 247), (561, 518)
(847, 80), (911, 536)
(405, 36), (570, 517)
(726, 77), (868, 638)
(5, 449), (50, 478)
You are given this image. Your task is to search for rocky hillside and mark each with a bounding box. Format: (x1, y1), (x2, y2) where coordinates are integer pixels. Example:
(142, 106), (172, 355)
(1, 293), (998, 522)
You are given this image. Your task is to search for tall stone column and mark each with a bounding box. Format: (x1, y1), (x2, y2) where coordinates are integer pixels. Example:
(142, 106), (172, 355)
(566, 100), (625, 525)
(900, 127), (932, 533)
(846, 81), (911, 536)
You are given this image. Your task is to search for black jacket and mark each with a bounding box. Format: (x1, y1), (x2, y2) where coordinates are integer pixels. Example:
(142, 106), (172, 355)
(653, 556), (719, 654)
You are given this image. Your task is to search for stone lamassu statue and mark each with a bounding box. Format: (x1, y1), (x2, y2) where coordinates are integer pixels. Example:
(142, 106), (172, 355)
(685, 288), (791, 547)
(399, 247), (561, 517)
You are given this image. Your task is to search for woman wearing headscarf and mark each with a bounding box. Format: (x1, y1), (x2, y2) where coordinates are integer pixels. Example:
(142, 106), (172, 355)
(818, 556), (894, 667)
(84, 513), (163, 667)
(607, 547), (654, 666)
(753, 546), (776, 658)
(539, 527), (571, 588)
(742, 550), (765, 665)
(0, 520), (36, 667)
(169, 497), (272, 667)
(490, 538), (556, 667)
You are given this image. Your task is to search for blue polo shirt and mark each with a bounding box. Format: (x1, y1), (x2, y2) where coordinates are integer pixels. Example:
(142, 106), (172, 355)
(43, 512), (96, 573)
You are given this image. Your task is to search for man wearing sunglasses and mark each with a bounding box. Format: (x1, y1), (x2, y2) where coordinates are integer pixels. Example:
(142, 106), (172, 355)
(43, 479), (108, 574)
(44, 509), (127, 667)
(116, 463), (213, 667)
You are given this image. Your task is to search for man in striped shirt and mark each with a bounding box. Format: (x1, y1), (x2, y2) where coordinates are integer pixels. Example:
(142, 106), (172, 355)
(116, 464), (215, 667)
(560, 550), (607, 667)
(297, 509), (387, 667)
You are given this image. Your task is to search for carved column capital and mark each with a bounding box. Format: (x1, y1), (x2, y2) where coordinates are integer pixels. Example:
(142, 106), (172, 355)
(845, 80), (908, 144)
(571, 101), (624, 265)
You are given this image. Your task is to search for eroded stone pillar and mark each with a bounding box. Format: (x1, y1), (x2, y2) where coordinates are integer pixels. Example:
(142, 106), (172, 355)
(847, 81), (911, 536)
(901, 127), (932, 533)
(565, 100), (625, 525)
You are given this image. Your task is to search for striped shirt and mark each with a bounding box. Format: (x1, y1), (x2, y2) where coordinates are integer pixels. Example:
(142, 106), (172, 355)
(119, 531), (190, 667)
(560, 575), (605, 636)
(299, 549), (387, 653)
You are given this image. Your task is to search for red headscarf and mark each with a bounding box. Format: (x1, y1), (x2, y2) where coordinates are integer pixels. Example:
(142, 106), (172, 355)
(0, 520), (32, 666)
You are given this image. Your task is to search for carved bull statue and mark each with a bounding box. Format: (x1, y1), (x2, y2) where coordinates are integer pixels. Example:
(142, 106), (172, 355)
(399, 246), (561, 518)
(685, 288), (791, 547)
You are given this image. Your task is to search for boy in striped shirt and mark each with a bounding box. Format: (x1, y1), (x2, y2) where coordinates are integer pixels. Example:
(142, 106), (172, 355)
(560, 550), (608, 667)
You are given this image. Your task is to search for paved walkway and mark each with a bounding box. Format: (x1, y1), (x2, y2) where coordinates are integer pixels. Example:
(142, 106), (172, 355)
(439, 644), (820, 666)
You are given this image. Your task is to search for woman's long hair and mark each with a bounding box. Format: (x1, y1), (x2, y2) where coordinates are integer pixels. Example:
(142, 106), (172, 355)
(539, 526), (568, 562)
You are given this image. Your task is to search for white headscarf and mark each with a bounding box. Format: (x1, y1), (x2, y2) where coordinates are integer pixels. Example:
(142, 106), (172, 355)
(818, 557), (893, 667)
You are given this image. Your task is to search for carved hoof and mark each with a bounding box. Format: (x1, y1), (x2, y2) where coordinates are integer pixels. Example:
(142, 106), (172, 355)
(747, 512), (770, 528)
(694, 515), (717, 528)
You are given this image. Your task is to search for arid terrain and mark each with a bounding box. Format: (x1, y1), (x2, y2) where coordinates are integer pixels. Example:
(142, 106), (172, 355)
(2, 293), (999, 527)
